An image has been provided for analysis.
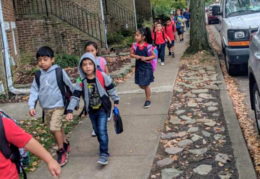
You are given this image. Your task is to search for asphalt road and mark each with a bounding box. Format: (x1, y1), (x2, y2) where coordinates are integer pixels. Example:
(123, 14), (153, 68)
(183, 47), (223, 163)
(209, 25), (255, 120)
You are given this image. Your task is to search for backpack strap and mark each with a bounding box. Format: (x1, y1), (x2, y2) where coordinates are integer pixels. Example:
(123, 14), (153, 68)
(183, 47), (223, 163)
(0, 115), (25, 178)
(35, 70), (41, 89)
(55, 67), (66, 99)
(0, 115), (12, 159)
(96, 70), (105, 89)
(99, 57), (106, 72)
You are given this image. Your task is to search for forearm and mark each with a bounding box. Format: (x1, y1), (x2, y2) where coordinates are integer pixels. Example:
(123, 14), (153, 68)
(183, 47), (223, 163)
(25, 138), (53, 164)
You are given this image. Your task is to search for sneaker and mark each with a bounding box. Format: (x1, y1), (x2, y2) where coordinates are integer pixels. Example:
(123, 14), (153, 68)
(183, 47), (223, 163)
(161, 62), (165, 66)
(92, 130), (97, 137)
(144, 100), (151, 109)
(168, 51), (171, 56)
(158, 59), (161, 63)
(57, 149), (68, 167)
(171, 52), (175, 58)
(97, 155), (109, 165)
(63, 142), (71, 154)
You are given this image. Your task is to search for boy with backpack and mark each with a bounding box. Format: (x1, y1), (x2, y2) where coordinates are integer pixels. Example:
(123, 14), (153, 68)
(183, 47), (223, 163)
(153, 23), (171, 66)
(66, 53), (120, 165)
(0, 110), (61, 179)
(165, 17), (177, 57)
(28, 46), (75, 166)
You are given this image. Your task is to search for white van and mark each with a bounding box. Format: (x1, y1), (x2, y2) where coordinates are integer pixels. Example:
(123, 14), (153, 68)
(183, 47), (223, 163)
(213, 0), (260, 75)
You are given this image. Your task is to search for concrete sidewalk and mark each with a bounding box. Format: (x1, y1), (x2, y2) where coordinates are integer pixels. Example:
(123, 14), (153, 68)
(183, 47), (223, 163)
(25, 33), (188, 178)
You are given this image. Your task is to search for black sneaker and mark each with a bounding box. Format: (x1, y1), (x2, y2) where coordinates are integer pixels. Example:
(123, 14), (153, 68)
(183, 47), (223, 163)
(63, 141), (71, 154)
(168, 51), (171, 56)
(144, 101), (151, 109)
(57, 149), (68, 167)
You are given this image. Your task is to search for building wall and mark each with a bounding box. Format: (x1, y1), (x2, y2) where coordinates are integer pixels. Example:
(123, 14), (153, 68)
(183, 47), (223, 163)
(16, 16), (103, 56)
(1, 0), (20, 65)
(135, 0), (152, 20)
(73, 0), (102, 16)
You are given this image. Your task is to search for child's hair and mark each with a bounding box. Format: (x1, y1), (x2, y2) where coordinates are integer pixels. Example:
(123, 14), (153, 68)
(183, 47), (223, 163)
(166, 17), (171, 22)
(137, 28), (153, 44)
(36, 46), (54, 59)
(85, 41), (98, 50)
(80, 58), (94, 67)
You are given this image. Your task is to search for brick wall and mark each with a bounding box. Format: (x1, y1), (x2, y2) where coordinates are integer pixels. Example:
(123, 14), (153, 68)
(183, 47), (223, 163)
(73, 0), (102, 16)
(135, 0), (152, 20)
(1, 0), (20, 65)
(16, 16), (103, 57)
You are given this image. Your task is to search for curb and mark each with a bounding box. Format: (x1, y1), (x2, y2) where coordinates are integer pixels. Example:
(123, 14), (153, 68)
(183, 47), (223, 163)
(212, 47), (257, 178)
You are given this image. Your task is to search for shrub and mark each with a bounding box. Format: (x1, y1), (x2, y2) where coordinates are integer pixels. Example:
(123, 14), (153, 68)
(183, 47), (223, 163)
(55, 54), (79, 68)
(107, 32), (125, 45)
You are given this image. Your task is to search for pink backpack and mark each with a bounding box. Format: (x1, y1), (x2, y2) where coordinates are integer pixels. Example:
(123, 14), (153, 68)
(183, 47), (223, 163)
(97, 57), (106, 72)
(133, 43), (158, 72)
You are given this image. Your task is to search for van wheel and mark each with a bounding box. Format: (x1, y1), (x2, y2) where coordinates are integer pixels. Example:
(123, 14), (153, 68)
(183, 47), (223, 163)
(253, 83), (260, 134)
(225, 53), (236, 75)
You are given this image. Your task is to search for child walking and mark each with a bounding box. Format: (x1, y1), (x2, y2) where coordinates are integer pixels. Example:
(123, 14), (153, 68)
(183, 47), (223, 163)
(165, 17), (176, 57)
(130, 28), (156, 108)
(85, 41), (109, 74)
(66, 53), (119, 165)
(153, 23), (171, 65)
(28, 46), (74, 166)
(175, 9), (185, 41)
(85, 41), (111, 137)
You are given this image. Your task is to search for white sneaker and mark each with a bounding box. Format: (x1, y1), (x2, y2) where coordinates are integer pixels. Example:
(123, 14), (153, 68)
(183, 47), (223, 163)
(92, 130), (96, 137)
(161, 62), (165, 66)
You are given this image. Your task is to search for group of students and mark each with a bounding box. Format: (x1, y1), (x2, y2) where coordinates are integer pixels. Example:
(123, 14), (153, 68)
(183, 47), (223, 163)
(0, 10), (190, 178)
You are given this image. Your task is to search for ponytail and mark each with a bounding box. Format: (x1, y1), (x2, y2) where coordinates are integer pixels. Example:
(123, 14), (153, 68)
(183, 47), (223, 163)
(137, 27), (153, 44)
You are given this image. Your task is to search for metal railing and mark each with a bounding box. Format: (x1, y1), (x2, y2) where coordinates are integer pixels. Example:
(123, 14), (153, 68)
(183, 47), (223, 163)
(13, 0), (105, 45)
(103, 0), (136, 29)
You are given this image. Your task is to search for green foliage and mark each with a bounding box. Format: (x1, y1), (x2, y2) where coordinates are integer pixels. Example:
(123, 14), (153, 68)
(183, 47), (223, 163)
(122, 36), (135, 47)
(20, 51), (36, 65)
(107, 32), (125, 45)
(151, 0), (187, 18)
(55, 54), (79, 68)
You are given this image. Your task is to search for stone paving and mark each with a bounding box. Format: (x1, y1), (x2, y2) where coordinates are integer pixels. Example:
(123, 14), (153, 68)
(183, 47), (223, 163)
(150, 53), (238, 179)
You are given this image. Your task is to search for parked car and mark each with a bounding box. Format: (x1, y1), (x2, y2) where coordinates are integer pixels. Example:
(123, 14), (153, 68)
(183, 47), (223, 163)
(207, 5), (220, 24)
(213, 0), (260, 75)
(249, 28), (260, 133)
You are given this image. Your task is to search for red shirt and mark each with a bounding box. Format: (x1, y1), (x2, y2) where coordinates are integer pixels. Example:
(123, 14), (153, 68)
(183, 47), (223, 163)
(153, 31), (168, 45)
(0, 117), (32, 179)
(165, 22), (176, 41)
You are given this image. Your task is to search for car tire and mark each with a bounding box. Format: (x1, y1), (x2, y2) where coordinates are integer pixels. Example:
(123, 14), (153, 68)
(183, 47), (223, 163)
(253, 83), (260, 134)
(224, 53), (236, 75)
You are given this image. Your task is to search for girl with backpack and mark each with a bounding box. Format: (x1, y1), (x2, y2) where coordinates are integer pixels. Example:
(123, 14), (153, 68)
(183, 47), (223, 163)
(153, 23), (171, 66)
(130, 28), (157, 109)
(85, 41), (111, 137)
(85, 41), (109, 75)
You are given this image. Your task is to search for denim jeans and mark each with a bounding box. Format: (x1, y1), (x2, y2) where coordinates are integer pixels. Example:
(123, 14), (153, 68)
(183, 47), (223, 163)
(89, 108), (109, 157)
(157, 43), (166, 62)
(186, 21), (190, 29)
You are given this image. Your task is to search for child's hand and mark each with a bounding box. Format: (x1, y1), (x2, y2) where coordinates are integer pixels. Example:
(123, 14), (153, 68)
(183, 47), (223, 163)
(46, 159), (61, 177)
(66, 113), (73, 121)
(141, 56), (147, 61)
(29, 109), (36, 116)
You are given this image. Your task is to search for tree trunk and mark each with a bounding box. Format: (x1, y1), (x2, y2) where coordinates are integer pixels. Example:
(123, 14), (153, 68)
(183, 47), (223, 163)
(187, 0), (210, 53)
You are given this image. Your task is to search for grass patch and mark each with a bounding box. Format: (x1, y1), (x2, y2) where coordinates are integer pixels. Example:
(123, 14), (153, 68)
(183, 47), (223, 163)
(19, 116), (82, 174)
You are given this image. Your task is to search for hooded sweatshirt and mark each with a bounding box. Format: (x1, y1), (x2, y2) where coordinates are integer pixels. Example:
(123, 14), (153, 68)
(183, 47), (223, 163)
(67, 53), (119, 114)
(28, 64), (75, 110)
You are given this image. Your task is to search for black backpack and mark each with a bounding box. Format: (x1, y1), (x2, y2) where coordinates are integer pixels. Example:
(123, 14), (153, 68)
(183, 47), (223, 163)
(0, 113), (27, 179)
(35, 67), (72, 121)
